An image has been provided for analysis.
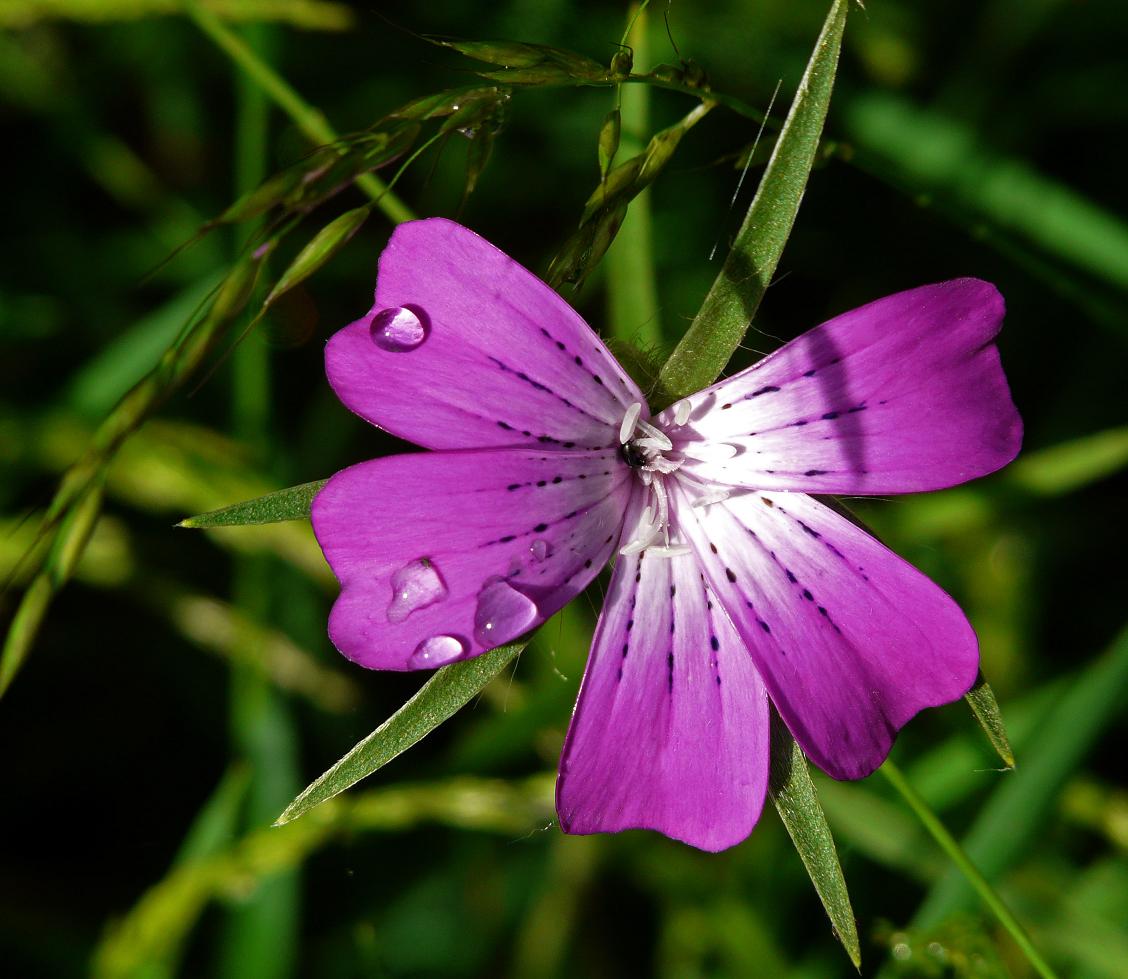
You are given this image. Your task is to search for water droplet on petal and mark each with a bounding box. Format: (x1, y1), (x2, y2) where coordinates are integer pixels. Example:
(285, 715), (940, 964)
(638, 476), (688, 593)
(409, 635), (465, 668)
(370, 305), (429, 352)
(473, 579), (538, 647)
(387, 557), (447, 623)
(529, 538), (551, 562)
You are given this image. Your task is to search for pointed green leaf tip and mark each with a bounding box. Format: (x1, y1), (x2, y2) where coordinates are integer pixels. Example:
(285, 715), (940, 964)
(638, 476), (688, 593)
(263, 206), (370, 310)
(276, 642), (523, 825)
(965, 673), (1016, 769)
(178, 479), (327, 528)
(769, 710), (862, 969)
(653, 0), (850, 409)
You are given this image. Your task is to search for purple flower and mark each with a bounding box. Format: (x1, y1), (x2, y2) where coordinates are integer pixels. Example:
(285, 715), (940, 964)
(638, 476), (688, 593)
(312, 218), (1022, 851)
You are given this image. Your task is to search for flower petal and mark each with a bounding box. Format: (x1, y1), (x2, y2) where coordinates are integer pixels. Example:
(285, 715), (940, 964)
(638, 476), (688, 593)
(673, 484), (978, 780)
(661, 279), (1021, 494)
(326, 218), (646, 451)
(556, 493), (771, 851)
(312, 447), (631, 670)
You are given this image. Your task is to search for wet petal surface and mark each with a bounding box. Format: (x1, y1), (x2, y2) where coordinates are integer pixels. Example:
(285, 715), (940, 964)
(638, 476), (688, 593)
(327, 218), (647, 452)
(313, 447), (631, 669)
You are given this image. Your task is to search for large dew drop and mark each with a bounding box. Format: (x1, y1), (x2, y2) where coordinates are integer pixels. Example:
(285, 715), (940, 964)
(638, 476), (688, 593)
(387, 558), (447, 623)
(529, 539), (551, 562)
(473, 579), (538, 648)
(370, 305), (428, 352)
(409, 635), (465, 669)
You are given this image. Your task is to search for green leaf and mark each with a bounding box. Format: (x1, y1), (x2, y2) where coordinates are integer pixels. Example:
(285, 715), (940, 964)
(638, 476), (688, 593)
(178, 479), (327, 528)
(768, 709), (861, 969)
(276, 642), (524, 825)
(653, 0), (849, 408)
(262, 205), (370, 309)
(964, 671), (1015, 769)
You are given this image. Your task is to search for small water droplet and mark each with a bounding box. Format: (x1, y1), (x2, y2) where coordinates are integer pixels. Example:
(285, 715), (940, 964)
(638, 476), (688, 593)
(370, 305), (428, 352)
(409, 635), (464, 668)
(474, 579), (538, 647)
(387, 557), (447, 622)
(529, 539), (551, 562)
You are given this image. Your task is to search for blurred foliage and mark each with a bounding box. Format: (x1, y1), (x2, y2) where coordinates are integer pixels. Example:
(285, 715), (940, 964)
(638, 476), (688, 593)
(2, 0), (1128, 977)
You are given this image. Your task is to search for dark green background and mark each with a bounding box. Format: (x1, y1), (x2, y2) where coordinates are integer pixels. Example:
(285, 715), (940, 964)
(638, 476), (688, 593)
(2, 1), (1127, 976)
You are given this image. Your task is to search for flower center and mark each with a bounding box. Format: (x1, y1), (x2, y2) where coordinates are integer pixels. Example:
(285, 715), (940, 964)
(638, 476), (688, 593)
(618, 401), (694, 558)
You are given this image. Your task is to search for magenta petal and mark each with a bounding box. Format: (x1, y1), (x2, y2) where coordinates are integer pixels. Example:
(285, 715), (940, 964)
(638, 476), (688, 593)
(312, 447), (631, 670)
(660, 279), (1022, 494)
(326, 218), (646, 451)
(673, 485), (978, 780)
(556, 493), (771, 852)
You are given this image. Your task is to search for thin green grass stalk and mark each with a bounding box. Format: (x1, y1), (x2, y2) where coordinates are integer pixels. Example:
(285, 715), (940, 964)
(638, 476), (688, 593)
(220, 26), (300, 978)
(184, 0), (415, 225)
(880, 759), (1059, 979)
(605, 3), (661, 348)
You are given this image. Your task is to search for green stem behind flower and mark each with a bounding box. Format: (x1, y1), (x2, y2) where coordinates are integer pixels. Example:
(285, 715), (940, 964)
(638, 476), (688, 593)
(184, 0), (415, 225)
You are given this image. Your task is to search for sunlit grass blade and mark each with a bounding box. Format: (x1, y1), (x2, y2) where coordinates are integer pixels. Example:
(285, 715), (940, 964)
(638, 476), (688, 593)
(179, 480), (327, 528)
(276, 642), (524, 824)
(965, 671), (1015, 769)
(654, 0), (849, 408)
(768, 710), (861, 969)
(913, 623), (1128, 929)
(1008, 426), (1128, 496)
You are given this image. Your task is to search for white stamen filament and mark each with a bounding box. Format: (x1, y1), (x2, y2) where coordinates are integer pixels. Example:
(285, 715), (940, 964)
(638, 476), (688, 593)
(635, 418), (673, 451)
(648, 544), (692, 558)
(619, 402), (642, 444)
(672, 399), (692, 426)
(616, 403), (692, 557)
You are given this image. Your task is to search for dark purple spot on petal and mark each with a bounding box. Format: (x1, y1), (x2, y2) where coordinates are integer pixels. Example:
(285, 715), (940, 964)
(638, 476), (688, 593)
(751, 385), (781, 397)
(533, 523), (548, 533)
(725, 568), (737, 583)
(709, 635), (720, 651)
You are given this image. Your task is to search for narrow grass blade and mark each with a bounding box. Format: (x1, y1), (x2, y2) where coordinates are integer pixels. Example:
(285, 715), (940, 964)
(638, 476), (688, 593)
(965, 672), (1015, 769)
(913, 623), (1128, 928)
(881, 760), (1059, 979)
(179, 480), (327, 528)
(768, 709), (861, 969)
(276, 642), (524, 824)
(844, 91), (1128, 298)
(654, 0), (849, 408)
